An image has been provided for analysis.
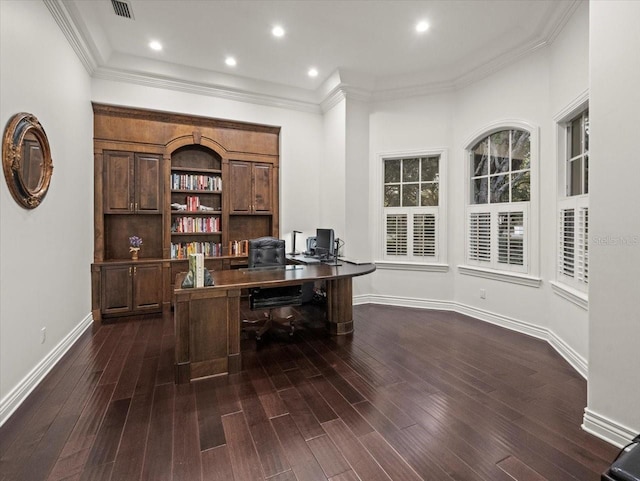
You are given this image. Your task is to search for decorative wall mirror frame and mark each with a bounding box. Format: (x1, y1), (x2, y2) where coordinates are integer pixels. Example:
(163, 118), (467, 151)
(2, 112), (53, 209)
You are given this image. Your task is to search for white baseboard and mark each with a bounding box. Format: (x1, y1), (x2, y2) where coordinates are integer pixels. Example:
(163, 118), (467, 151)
(354, 293), (454, 311)
(452, 301), (548, 341)
(583, 408), (638, 448)
(547, 329), (588, 379)
(356, 294), (586, 378)
(0, 313), (93, 427)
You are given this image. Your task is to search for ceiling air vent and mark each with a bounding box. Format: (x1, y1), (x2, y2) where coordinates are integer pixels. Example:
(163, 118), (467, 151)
(111, 0), (134, 20)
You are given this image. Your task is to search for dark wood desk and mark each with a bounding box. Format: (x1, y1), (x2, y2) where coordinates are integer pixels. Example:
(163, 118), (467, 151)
(174, 262), (375, 383)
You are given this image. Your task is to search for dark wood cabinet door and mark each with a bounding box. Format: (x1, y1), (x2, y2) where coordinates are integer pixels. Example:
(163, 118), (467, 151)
(229, 161), (252, 213)
(253, 163), (272, 213)
(104, 151), (133, 213)
(135, 154), (162, 213)
(132, 263), (163, 311)
(101, 265), (133, 315)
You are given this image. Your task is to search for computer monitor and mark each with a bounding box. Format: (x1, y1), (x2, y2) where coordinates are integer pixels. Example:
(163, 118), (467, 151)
(315, 228), (335, 259)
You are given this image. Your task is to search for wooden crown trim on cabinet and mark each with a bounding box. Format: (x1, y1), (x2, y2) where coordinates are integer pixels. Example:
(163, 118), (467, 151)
(91, 103), (280, 325)
(92, 103), (281, 135)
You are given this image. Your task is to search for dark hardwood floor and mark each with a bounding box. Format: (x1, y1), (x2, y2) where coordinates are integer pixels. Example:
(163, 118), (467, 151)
(0, 303), (618, 481)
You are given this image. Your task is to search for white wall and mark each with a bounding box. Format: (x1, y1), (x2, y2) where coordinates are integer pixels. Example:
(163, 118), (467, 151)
(452, 48), (550, 326)
(362, 2), (593, 377)
(320, 98), (347, 235)
(0, 0), (93, 420)
(368, 92), (455, 303)
(586, 0), (640, 446)
(547, 1), (591, 368)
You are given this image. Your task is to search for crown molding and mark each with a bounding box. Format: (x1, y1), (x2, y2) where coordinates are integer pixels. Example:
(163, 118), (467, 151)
(320, 87), (346, 113)
(320, 85), (374, 112)
(372, 80), (455, 101)
(374, 0), (582, 100)
(48, 0), (583, 110)
(452, 38), (549, 91)
(538, 0), (583, 45)
(93, 67), (322, 114)
(44, 0), (98, 75)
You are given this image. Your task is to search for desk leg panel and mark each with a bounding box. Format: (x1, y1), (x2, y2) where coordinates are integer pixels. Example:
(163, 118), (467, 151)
(227, 289), (241, 373)
(174, 297), (191, 383)
(327, 278), (353, 335)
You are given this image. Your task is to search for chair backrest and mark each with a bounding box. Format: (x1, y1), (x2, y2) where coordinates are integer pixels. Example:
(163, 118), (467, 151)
(248, 237), (286, 268)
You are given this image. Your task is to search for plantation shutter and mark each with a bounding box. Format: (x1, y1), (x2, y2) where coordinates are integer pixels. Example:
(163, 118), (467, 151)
(413, 213), (436, 257)
(498, 211), (524, 266)
(576, 207), (588, 284)
(386, 214), (407, 255)
(559, 208), (575, 277)
(469, 212), (491, 262)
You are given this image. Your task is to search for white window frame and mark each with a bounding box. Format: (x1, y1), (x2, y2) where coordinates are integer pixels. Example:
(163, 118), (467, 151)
(374, 149), (448, 271)
(459, 120), (540, 286)
(553, 93), (589, 304)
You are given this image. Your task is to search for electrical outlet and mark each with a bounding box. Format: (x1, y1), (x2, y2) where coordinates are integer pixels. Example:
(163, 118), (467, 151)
(40, 327), (46, 344)
(480, 289), (486, 299)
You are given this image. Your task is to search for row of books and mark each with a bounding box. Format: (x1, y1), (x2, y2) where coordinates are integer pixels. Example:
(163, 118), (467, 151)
(185, 196), (202, 212)
(172, 216), (221, 233)
(229, 239), (249, 256)
(171, 241), (223, 259)
(188, 253), (205, 288)
(171, 173), (221, 191)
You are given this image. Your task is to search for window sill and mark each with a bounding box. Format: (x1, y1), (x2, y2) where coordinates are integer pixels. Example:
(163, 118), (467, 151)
(550, 281), (588, 310)
(375, 261), (449, 272)
(458, 265), (542, 287)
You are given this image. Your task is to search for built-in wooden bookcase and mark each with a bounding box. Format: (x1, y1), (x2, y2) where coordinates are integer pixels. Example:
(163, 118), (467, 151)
(170, 145), (223, 259)
(91, 103), (280, 323)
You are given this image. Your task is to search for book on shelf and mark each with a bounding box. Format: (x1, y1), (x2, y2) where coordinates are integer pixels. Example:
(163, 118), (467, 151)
(171, 173), (222, 191)
(171, 216), (220, 233)
(229, 239), (248, 256)
(171, 241), (223, 259)
(186, 195), (200, 211)
(188, 253), (205, 288)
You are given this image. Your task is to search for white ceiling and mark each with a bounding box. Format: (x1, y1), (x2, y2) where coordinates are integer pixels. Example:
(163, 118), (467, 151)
(60, 0), (580, 106)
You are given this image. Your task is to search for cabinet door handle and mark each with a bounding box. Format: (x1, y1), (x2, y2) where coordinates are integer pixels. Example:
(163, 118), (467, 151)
(130, 202), (133, 211)
(134, 267), (137, 275)
(135, 202), (138, 210)
(129, 267), (132, 276)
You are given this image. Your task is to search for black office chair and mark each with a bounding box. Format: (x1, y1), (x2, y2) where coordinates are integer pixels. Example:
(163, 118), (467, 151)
(242, 237), (303, 341)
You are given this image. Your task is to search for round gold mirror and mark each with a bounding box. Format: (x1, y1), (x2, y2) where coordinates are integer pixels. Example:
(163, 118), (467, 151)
(2, 113), (53, 209)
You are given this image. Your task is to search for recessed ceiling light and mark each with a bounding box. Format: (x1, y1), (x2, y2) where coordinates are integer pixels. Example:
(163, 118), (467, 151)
(225, 56), (237, 67)
(416, 21), (430, 33)
(272, 25), (285, 37)
(308, 68), (318, 78)
(149, 40), (162, 51)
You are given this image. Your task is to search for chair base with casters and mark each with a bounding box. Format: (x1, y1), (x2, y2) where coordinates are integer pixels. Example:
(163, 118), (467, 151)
(243, 285), (303, 341)
(241, 237), (304, 342)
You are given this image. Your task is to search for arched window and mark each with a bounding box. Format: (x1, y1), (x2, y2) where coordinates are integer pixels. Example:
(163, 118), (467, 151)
(466, 127), (533, 275)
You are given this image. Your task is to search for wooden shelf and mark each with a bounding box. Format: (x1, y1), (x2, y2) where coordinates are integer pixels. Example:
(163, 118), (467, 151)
(171, 210), (222, 215)
(171, 166), (222, 174)
(170, 255), (247, 262)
